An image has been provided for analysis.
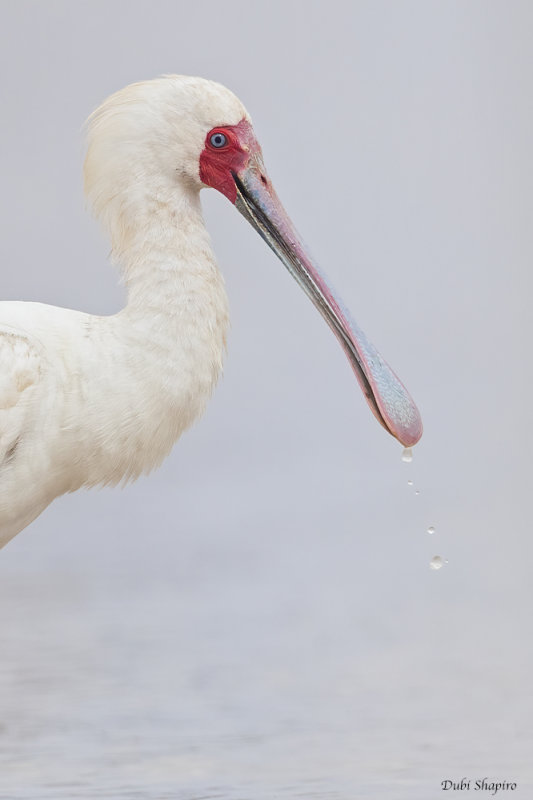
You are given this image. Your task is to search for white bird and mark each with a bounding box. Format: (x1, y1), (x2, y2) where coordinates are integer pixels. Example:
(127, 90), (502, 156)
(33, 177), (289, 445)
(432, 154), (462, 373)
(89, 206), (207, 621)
(0, 75), (422, 546)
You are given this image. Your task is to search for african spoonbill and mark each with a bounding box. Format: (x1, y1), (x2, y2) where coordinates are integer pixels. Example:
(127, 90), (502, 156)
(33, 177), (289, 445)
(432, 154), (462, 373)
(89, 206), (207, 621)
(0, 76), (422, 545)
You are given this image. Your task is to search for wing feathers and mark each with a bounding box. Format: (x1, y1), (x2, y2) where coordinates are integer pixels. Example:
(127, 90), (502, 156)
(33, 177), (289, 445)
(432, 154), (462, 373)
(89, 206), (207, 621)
(0, 328), (42, 461)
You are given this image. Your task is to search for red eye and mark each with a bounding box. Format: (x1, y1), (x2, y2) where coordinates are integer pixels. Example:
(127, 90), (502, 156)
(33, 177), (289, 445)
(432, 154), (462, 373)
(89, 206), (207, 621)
(210, 132), (227, 148)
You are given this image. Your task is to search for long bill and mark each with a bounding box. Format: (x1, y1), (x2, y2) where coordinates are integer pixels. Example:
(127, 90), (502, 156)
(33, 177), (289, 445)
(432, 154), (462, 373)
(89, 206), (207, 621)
(232, 161), (423, 448)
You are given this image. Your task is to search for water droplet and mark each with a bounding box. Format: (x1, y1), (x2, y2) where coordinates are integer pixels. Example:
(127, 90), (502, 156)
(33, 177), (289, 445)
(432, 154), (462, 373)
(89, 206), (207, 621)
(427, 526), (435, 535)
(415, 490), (420, 495)
(401, 447), (413, 463)
(407, 480), (413, 486)
(430, 556), (444, 570)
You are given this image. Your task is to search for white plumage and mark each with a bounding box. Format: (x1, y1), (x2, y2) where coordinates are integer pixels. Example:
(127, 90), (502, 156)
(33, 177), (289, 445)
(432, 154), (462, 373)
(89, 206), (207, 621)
(0, 75), (422, 546)
(0, 77), (243, 544)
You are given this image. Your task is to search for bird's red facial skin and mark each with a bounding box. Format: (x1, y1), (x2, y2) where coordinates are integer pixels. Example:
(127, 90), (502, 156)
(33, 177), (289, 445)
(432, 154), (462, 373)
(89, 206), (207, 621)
(199, 119), (259, 203)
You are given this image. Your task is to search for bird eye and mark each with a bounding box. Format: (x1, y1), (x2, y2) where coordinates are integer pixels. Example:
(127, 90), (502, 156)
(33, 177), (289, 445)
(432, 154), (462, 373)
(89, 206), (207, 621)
(210, 132), (227, 148)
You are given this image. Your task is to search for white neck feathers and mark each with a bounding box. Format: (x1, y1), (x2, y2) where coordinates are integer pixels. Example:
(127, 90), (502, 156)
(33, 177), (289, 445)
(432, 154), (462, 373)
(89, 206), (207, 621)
(79, 177), (229, 487)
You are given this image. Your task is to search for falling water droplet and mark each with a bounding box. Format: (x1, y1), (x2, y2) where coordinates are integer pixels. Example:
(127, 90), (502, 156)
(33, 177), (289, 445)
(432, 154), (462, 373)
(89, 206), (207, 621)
(401, 447), (413, 463)
(429, 556), (444, 570)
(407, 480), (413, 486)
(415, 490), (420, 495)
(427, 526), (435, 535)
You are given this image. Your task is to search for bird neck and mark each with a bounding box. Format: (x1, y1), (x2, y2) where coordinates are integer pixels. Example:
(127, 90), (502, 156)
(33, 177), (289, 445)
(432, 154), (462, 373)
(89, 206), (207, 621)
(111, 179), (230, 367)
(109, 184), (222, 317)
(65, 183), (229, 487)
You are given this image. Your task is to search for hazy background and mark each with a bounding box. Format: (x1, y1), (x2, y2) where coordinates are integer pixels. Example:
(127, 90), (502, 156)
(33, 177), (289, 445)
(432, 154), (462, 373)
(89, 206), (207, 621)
(0, 1), (532, 797)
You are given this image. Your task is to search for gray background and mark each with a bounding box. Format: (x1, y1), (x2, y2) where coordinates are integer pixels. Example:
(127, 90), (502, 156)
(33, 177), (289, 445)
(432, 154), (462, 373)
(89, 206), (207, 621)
(0, 1), (532, 798)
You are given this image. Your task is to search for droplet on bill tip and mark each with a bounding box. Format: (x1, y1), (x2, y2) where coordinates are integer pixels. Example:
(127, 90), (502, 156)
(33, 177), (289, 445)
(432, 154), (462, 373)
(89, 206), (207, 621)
(401, 447), (413, 463)
(429, 556), (444, 570)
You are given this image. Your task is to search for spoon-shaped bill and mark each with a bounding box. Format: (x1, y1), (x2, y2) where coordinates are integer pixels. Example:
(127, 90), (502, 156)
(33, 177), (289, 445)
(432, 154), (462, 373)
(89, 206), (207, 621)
(233, 162), (423, 447)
